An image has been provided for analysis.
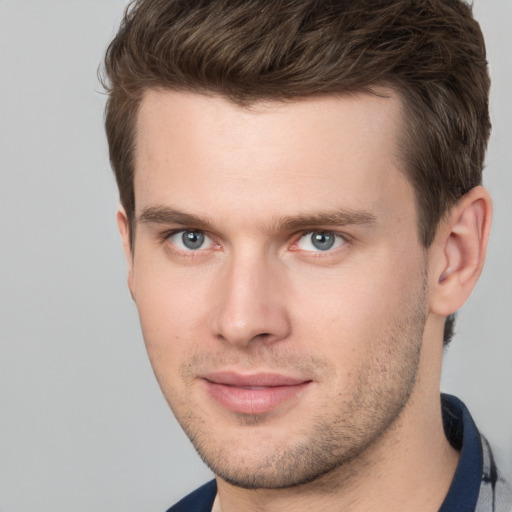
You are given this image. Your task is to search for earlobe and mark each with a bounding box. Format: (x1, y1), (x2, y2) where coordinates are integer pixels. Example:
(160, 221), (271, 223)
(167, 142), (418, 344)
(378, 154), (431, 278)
(116, 206), (136, 300)
(429, 186), (492, 316)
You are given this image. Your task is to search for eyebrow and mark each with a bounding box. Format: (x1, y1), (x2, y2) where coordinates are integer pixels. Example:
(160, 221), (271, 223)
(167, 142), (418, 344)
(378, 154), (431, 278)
(275, 210), (376, 232)
(138, 205), (376, 232)
(139, 206), (216, 229)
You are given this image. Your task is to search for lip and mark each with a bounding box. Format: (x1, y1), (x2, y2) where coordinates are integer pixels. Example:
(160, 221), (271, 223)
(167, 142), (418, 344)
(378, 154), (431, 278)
(202, 372), (312, 415)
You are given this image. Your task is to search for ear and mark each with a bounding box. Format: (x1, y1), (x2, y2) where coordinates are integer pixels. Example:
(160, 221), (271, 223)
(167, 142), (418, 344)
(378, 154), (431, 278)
(116, 206), (136, 301)
(429, 186), (492, 316)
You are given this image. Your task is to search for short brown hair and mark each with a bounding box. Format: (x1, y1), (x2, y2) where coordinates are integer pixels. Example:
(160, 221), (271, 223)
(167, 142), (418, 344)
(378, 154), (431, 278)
(102, 0), (490, 344)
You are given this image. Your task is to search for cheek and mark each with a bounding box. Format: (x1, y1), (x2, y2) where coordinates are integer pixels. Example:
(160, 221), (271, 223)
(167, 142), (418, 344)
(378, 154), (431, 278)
(133, 257), (214, 368)
(288, 252), (424, 361)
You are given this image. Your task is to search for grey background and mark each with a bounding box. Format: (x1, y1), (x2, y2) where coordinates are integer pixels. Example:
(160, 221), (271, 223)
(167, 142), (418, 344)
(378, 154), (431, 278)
(0, 1), (510, 511)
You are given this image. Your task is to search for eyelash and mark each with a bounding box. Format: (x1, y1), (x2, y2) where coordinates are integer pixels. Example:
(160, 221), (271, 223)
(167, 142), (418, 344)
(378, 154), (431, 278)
(159, 229), (351, 256)
(159, 229), (217, 255)
(290, 231), (349, 255)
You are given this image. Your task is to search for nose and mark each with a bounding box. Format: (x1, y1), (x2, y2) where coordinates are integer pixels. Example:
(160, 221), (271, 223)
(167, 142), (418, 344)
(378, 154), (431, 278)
(211, 252), (291, 348)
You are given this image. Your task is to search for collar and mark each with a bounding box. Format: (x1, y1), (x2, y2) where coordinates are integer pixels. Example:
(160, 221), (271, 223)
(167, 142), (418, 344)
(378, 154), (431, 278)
(439, 393), (483, 512)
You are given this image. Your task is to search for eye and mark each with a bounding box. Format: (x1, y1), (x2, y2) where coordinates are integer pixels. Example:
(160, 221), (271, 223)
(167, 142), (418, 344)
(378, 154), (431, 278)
(295, 231), (346, 252)
(167, 230), (215, 251)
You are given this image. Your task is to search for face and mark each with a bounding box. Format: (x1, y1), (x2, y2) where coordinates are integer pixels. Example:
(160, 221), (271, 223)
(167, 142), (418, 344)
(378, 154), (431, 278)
(124, 90), (430, 489)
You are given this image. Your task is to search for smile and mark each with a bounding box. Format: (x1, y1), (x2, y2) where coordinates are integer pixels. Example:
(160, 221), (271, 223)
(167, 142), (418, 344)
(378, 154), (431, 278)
(202, 372), (312, 415)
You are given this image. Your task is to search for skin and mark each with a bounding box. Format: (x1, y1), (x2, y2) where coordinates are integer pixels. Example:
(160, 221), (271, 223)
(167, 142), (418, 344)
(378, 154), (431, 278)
(118, 89), (492, 511)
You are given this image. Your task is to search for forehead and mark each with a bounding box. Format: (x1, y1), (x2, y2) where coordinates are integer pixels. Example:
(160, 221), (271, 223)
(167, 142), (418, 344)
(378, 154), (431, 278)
(134, 89), (414, 228)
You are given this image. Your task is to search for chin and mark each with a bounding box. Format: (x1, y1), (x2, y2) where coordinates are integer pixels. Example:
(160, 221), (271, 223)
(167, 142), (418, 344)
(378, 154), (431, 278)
(187, 420), (376, 491)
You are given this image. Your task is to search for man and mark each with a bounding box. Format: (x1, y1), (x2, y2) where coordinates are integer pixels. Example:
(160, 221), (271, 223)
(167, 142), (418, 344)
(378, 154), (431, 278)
(102, 0), (511, 510)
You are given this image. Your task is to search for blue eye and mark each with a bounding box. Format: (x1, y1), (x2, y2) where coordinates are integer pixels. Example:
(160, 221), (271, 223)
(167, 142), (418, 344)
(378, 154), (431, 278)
(167, 230), (214, 251)
(296, 231), (346, 252)
(182, 231), (205, 249)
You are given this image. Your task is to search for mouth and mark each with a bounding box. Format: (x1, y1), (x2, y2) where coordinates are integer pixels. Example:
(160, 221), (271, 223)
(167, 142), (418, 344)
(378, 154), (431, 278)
(202, 371), (312, 415)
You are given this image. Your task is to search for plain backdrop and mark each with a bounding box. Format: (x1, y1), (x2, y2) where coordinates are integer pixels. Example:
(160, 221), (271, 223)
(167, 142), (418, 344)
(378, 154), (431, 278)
(0, 1), (510, 511)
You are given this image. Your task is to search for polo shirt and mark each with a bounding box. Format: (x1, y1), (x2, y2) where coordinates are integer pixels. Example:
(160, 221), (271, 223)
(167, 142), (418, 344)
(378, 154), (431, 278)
(167, 394), (511, 512)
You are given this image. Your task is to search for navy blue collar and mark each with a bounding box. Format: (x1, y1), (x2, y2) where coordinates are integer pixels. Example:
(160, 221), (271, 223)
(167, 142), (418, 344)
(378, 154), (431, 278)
(167, 394), (483, 512)
(439, 393), (483, 512)
(167, 479), (217, 511)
